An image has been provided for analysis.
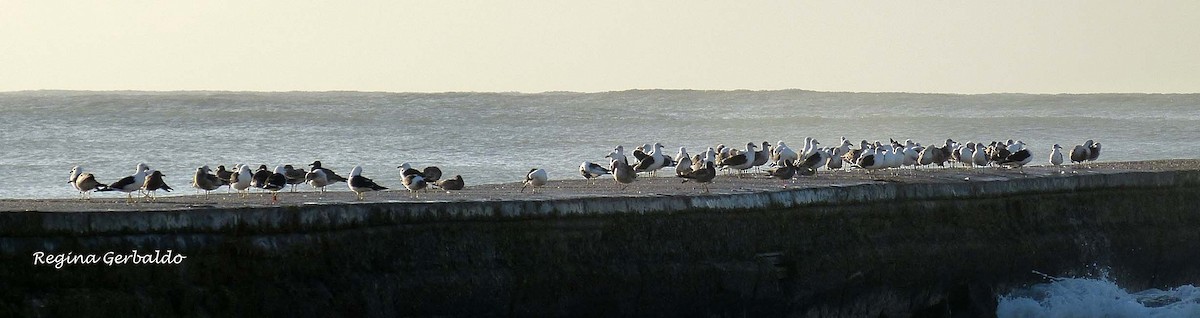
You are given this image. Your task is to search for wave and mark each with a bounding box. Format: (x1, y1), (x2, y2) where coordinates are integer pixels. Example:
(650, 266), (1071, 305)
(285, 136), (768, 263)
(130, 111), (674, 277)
(997, 271), (1200, 317)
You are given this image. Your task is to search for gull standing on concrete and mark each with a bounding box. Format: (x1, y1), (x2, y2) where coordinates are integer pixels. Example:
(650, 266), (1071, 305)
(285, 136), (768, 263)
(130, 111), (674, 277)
(232, 164), (253, 198)
(69, 166), (108, 199)
(693, 147), (715, 173)
(304, 168), (329, 195)
(263, 165), (289, 203)
(1000, 148), (1034, 171)
(718, 142), (757, 177)
(68, 165), (83, 195)
(796, 150), (826, 174)
(959, 143), (976, 168)
(674, 147), (692, 173)
(855, 148), (885, 173)
(800, 137), (814, 159)
(1071, 140), (1093, 164)
(251, 164), (271, 191)
(398, 163), (437, 193)
(631, 143), (651, 163)
(773, 141), (799, 166)
(634, 142), (666, 176)
(751, 141), (771, 172)
(679, 161), (717, 193)
(608, 151), (637, 190)
(348, 166), (387, 200)
(215, 165), (235, 184)
(398, 162), (420, 178)
(402, 173), (427, 198)
(97, 163), (151, 203)
(609, 145), (629, 166)
(765, 160), (797, 188)
(972, 143), (989, 167)
(192, 166), (224, 200)
(73, 170), (108, 200)
(308, 161), (348, 183)
(826, 150), (844, 170)
(1088, 142), (1102, 162)
(283, 165), (308, 192)
(580, 161), (611, 184)
(1050, 144), (1064, 166)
(142, 170), (173, 201)
(521, 168), (548, 193)
(674, 150), (693, 176)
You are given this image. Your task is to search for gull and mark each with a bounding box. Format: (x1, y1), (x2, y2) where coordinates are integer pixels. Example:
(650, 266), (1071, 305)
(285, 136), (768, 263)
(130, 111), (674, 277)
(283, 165), (308, 192)
(250, 164), (271, 191)
(751, 141), (771, 172)
(422, 166), (443, 184)
(142, 170), (173, 201)
(1050, 144), (1064, 166)
(263, 165), (289, 203)
(68, 165), (83, 196)
(580, 161), (611, 184)
(436, 175), (465, 191)
(634, 142), (666, 176)
(678, 161), (716, 193)
(348, 166), (388, 200)
(717, 142), (757, 176)
(765, 160), (797, 188)
(304, 168), (330, 195)
(674, 147), (692, 176)
(74, 171), (108, 200)
(521, 168), (548, 193)
(1071, 140), (1093, 164)
(854, 148), (885, 173)
(98, 163), (151, 204)
(402, 173), (427, 198)
(972, 143), (989, 167)
(958, 143), (975, 168)
(1000, 148), (1034, 171)
(772, 141), (798, 166)
(215, 165), (235, 184)
(69, 166), (108, 199)
(607, 150), (637, 189)
(397, 162), (439, 193)
(192, 166), (224, 200)
(308, 161), (348, 183)
(232, 164), (253, 198)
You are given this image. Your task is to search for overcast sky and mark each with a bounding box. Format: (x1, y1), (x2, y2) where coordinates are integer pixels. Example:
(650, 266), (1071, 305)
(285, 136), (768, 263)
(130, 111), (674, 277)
(2, 1), (1197, 93)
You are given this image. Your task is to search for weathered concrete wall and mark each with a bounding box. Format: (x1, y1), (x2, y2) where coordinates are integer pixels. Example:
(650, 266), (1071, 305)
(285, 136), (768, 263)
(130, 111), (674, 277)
(2, 170), (1200, 317)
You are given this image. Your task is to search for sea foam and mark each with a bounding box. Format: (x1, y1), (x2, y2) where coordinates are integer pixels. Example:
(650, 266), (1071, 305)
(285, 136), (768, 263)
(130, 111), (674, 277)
(998, 271), (1200, 318)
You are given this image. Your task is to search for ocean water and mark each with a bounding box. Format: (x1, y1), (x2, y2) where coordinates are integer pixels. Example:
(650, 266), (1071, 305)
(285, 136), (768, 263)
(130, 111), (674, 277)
(1, 90), (1198, 199)
(997, 272), (1200, 317)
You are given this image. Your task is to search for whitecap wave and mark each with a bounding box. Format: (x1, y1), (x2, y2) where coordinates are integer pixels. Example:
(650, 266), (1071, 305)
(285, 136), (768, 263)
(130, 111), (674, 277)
(997, 272), (1200, 318)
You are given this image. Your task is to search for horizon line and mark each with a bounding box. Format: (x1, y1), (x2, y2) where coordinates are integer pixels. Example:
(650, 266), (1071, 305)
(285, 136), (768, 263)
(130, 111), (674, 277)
(1, 88), (1197, 96)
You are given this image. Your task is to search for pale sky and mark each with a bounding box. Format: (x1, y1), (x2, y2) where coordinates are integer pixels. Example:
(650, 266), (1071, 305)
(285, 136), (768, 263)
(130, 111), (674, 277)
(2, 1), (1198, 94)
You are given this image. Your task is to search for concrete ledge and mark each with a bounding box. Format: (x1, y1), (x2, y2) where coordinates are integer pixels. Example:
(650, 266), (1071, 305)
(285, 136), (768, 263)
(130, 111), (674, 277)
(2, 161), (1199, 317)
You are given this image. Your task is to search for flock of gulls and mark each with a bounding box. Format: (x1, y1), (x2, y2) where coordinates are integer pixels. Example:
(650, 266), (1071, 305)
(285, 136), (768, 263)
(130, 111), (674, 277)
(66, 138), (1102, 203)
(67, 161), (464, 203)
(572, 138), (1101, 192)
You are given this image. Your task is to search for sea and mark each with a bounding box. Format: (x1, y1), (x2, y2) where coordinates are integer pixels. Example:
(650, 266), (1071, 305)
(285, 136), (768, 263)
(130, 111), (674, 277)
(2, 90), (1199, 316)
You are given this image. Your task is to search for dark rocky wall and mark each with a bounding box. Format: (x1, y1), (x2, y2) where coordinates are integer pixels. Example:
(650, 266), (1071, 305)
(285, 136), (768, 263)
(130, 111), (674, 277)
(2, 170), (1199, 317)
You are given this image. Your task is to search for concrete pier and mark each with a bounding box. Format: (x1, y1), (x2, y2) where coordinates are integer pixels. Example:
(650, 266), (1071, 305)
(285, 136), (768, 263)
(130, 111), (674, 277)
(2, 160), (1199, 317)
